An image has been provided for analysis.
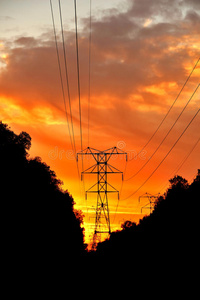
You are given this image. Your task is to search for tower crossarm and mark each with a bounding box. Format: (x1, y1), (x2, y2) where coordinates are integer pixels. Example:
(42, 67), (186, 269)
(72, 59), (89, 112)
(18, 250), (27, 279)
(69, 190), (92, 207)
(77, 146), (127, 247)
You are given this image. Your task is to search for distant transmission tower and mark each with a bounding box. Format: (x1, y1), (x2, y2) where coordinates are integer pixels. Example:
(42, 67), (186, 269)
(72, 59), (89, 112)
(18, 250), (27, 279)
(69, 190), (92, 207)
(77, 147), (127, 247)
(139, 193), (160, 214)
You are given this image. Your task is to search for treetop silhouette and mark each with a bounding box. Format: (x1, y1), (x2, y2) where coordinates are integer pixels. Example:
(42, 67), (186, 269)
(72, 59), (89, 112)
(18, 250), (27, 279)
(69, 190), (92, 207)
(0, 121), (85, 267)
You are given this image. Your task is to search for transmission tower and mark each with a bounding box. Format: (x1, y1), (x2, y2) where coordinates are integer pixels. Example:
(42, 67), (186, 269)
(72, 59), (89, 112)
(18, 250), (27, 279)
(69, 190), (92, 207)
(139, 193), (160, 214)
(77, 146), (127, 247)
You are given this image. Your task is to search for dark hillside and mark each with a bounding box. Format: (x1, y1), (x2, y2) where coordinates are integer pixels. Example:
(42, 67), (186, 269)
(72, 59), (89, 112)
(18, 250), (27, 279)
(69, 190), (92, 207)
(0, 122), (85, 270)
(94, 171), (200, 266)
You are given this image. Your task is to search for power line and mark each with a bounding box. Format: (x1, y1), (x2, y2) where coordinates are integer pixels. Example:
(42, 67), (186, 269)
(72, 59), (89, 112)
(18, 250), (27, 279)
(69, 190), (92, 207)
(74, 0), (83, 154)
(173, 137), (200, 174)
(88, 0), (92, 147)
(50, 0), (82, 203)
(123, 108), (200, 200)
(125, 83), (200, 181)
(73, 0), (88, 219)
(159, 136), (200, 193)
(128, 57), (200, 162)
(50, 0), (74, 153)
(58, 0), (77, 155)
(50, 0), (80, 181)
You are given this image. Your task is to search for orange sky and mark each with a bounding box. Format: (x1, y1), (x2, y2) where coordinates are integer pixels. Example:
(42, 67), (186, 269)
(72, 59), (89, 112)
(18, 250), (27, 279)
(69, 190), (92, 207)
(0, 0), (200, 243)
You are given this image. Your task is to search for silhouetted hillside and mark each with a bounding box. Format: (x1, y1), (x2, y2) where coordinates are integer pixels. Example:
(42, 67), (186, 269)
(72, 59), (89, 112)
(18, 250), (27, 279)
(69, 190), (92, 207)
(93, 171), (200, 265)
(0, 122), (85, 269)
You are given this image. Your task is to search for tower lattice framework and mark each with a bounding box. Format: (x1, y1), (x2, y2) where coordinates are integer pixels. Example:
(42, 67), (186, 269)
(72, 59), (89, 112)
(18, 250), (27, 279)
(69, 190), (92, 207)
(77, 146), (127, 246)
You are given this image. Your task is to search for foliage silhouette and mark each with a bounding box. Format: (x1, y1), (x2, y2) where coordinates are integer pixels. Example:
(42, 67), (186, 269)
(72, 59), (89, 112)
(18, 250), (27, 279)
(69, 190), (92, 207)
(0, 122), (85, 269)
(92, 170), (200, 265)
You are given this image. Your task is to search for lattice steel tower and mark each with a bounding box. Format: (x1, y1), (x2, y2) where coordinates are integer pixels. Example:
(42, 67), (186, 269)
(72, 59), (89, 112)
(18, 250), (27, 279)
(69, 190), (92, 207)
(77, 146), (127, 247)
(139, 193), (160, 214)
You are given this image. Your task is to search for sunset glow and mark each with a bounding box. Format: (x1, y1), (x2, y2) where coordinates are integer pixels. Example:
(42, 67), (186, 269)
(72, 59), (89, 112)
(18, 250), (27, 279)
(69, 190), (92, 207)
(0, 0), (199, 244)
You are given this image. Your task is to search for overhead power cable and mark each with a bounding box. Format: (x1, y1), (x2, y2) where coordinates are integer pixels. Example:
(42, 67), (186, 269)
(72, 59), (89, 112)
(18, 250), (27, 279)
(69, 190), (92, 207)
(172, 137), (200, 175)
(125, 83), (200, 181)
(88, 0), (92, 147)
(50, 0), (81, 180)
(74, 0), (83, 154)
(159, 136), (200, 193)
(50, 0), (74, 153)
(128, 57), (200, 162)
(73, 0), (87, 214)
(123, 108), (200, 200)
(58, 0), (77, 155)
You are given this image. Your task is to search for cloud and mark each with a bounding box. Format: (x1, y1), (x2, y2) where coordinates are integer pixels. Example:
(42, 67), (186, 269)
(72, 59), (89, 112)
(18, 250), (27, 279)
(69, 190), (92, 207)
(143, 19), (152, 27)
(0, 1), (199, 105)
(0, 16), (15, 21)
(182, 0), (200, 9)
(127, 0), (184, 21)
(0, 0), (199, 167)
(0, 95), (64, 126)
(15, 37), (39, 48)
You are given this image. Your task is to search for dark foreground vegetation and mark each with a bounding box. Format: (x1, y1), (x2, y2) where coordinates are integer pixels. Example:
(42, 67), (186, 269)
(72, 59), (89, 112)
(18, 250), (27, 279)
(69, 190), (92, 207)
(1, 122), (85, 270)
(91, 171), (200, 264)
(1, 122), (199, 271)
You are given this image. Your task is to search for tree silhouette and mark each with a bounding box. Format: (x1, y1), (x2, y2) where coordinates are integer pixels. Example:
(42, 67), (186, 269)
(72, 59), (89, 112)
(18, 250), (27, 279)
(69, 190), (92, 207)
(0, 122), (85, 270)
(121, 220), (137, 230)
(93, 170), (200, 265)
(169, 174), (189, 188)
